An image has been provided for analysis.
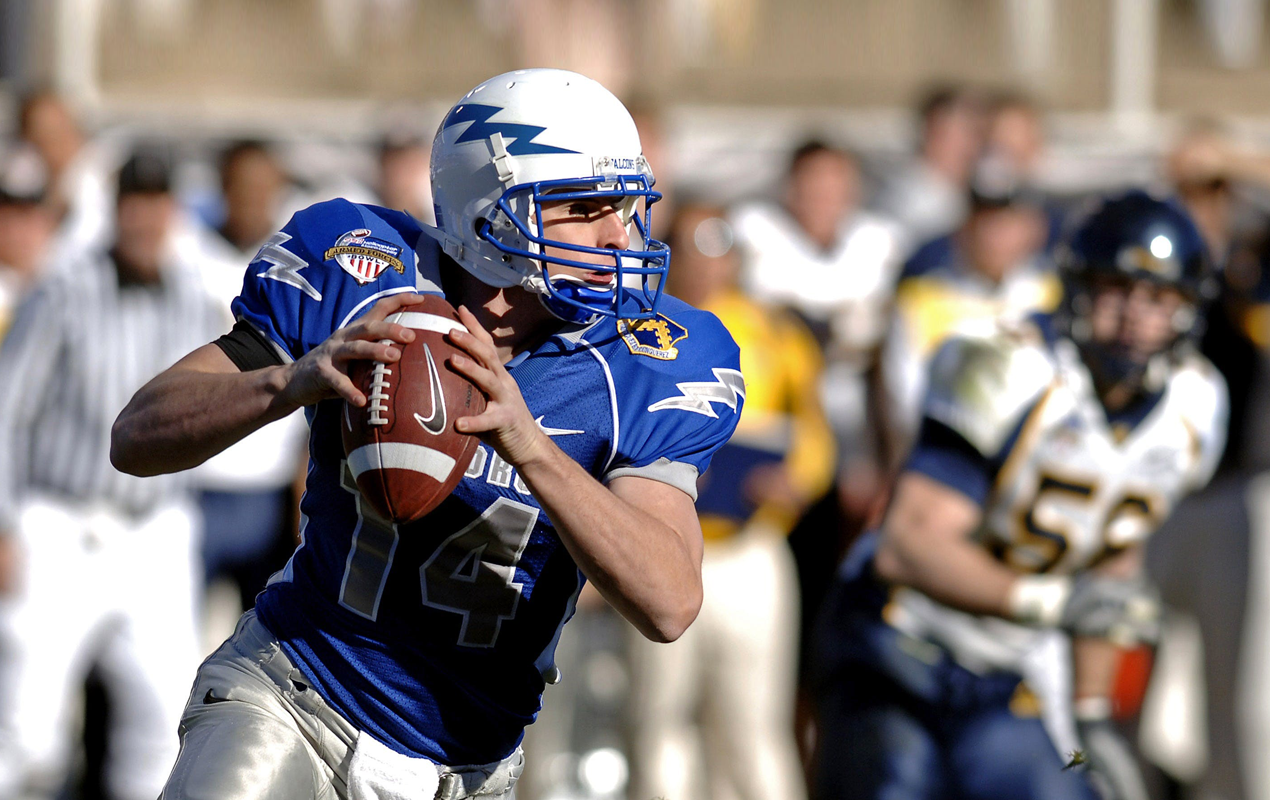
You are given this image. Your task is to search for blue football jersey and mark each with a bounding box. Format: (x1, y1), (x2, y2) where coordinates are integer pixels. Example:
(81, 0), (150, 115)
(231, 199), (744, 766)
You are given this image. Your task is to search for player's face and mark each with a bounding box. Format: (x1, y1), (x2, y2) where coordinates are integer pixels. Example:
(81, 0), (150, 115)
(537, 195), (631, 287)
(1087, 276), (1187, 364)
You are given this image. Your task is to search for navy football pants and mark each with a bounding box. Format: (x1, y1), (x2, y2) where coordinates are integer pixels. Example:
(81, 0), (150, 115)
(815, 671), (1100, 800)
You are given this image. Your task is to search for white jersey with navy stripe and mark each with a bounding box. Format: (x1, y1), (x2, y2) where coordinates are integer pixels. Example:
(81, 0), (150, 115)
(889, 319), (1227, 676)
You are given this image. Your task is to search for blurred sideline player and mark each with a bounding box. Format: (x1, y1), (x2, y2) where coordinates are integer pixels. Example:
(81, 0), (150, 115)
(0, 149), (217, 800)
(189, 140), (309, 627)
(812, 192), (1227, 800)
(17, 90), (112, 251)
(377, 133), (435, 226)
(0, 145), (55, 340)
(873, 85), (985, 248)
(111, 69), (743, 800)
(881, 163), (1059, 464)
(732, 140), (903, 475)
(627, 203), (833, 800)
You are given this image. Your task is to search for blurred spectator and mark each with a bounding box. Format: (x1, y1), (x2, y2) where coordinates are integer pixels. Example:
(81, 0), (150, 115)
(873, 85), (985, 248)
(881, 161), (1058, 462)
(0, 147), (218, 800)
(985, 91), (1046, 180)
(1163, 119), (1270, 264)
(1163, 120), (1270, 474)
(189, 140), (308, 634)
(377, 133), (435, 225)
(17, 89), (111, 251)
(732, 140), (904, 466)
(905, 91), (1064, 279)
(0, 145), (54, 339)
(1133, 122), (1270, 800)
(215, 139), (290, 256)
(627, 203), (833, 800)
(627, 98), (674, 222)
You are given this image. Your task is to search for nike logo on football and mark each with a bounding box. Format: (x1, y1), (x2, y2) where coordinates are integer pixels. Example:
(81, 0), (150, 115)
(535, 416), (584, 437)
(413, 345), (447, 435)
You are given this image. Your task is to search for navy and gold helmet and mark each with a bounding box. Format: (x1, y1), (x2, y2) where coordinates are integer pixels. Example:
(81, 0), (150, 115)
(1060, 191), (1215, 387)
(1063, 190), (1214, 302)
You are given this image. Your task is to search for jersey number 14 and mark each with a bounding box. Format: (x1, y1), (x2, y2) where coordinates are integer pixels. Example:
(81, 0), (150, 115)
(339, 464), (537, 647)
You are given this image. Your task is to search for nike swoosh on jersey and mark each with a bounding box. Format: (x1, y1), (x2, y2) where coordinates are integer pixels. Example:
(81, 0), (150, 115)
(534, 416), (585, 436)
(413, 345), (447, 435)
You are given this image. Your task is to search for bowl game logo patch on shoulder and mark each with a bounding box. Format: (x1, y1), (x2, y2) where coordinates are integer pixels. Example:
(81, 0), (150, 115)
(326, 228), (407, 284)
(618, 315), (688, 360)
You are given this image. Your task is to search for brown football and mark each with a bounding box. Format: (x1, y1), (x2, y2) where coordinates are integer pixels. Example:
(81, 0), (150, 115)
(341, 295), (486, 523)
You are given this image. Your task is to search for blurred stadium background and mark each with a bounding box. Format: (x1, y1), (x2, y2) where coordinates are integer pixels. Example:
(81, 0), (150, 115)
(5, 2), (1270, 800)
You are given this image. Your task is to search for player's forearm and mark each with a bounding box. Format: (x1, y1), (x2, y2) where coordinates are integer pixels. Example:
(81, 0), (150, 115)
(1072, 636), (1123, 702)
(873, 473), (1016, 617)
(516, 440), (702, 642)
(875, 528), (1017, 617)
(112, 364), (296, 477)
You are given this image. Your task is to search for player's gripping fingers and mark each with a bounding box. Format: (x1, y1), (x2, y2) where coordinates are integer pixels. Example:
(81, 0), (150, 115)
(446, 331), (500, 376)
(456, 305), (497, 348)
(448, 352), (500, 396)
(453, 398), (525, 436)
(333, 339), (401, 365)
(454, 407), (498, 435)
(362, 291), (428, 324)
(345, 319), (415, 346)
(447, 315), (501, 373)
(319, 362), (366, 406)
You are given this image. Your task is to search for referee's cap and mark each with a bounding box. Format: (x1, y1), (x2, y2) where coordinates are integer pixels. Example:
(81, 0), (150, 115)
(117, 146), (173, 197)
(0, 144), (48, 205)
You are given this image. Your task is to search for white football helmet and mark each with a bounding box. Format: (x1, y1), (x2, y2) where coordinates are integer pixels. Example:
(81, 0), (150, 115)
(430, 69), (668, 323)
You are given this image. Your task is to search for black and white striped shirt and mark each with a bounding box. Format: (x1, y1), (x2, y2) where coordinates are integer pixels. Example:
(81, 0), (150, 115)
(0, 247), (220, 525)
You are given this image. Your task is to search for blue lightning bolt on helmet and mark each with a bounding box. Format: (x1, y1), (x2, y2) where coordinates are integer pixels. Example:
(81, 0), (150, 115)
(429, 69), (668, 323)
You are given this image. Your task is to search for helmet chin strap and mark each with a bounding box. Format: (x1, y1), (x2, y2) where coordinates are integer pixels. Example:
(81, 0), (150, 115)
(515, 243), (617, 323)
(525, 273), (614, 325)
(535, 273), (613, 325)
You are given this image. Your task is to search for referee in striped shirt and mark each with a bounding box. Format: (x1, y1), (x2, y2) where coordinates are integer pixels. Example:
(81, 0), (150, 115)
(0, 147), (220, 800)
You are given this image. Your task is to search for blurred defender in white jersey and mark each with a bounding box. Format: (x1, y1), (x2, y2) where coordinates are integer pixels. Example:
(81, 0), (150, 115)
(812, 192), (1227, 800)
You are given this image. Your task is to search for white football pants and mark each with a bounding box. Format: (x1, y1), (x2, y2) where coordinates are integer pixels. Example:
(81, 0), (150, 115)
(626, 524), (806, 800)
(0, 496), (201, 800)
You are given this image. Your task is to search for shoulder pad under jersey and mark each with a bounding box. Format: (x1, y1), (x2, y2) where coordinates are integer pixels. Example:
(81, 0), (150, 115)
(590, 295), (745, 495)
(231, 199), (431, 361)
(923, 323), (1057, 458)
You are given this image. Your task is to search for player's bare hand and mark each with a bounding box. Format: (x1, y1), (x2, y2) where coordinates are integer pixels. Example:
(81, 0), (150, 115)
(743, 463), (806, 512)
(278, 293), (427, 410)
(447, 305), (552, 467)
(0, 532), (22, 597)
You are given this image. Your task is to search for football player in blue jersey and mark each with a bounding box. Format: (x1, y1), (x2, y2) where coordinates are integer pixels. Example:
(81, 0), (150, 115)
(811, 192), (1227, 800)
(111, 69), (744, 800)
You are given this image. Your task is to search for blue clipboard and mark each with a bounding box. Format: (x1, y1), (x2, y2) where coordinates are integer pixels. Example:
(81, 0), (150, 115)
(695, 440), (786, 522)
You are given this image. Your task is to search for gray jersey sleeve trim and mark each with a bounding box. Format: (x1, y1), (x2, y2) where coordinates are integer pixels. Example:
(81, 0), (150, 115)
(603, 458), (700, 501)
